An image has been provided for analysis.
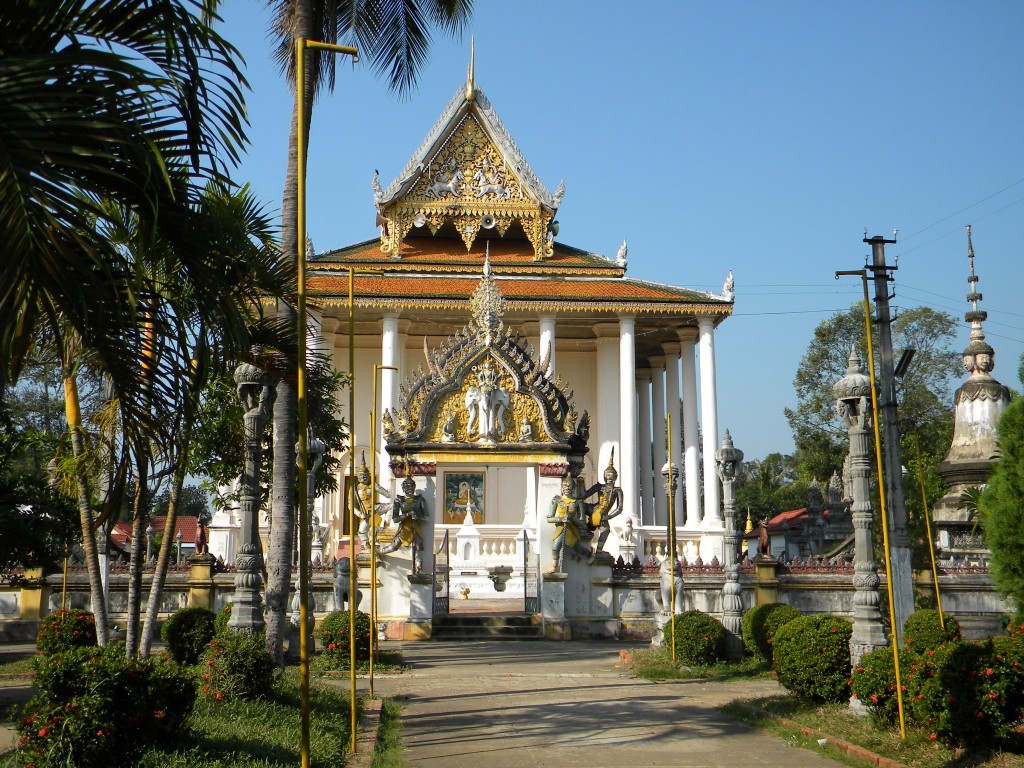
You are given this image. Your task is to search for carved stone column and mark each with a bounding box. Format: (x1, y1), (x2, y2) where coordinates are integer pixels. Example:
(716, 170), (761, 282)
(229, 363), (273, 634)
(715, 431), (744, 660)
(833, 347), (887, 667)
(678, 329), (701, 529)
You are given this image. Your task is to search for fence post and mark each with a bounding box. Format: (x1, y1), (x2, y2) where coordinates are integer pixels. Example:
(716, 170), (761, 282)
(188, 553), (217, 611)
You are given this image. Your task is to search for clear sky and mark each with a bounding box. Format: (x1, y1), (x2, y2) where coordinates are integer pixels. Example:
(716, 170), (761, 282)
(217, 0), (1024, 462)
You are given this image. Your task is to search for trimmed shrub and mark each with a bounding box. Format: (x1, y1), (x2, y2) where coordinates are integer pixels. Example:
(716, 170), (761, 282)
(35, 609), (97, 656)
(850, 646), (910, 727)
(668, 611), (727, 666)
(903, 640), (1021, 749)
(213, 603), (233, 635)
(903, 609), (961, 654)
(741, 603), (802, 664)
(773, 613), (852, 703)
(197, 631), (275, 701)
(161, 606), (216, 665)
(318, 609), (372, 667)
(17, 643), (194, 767)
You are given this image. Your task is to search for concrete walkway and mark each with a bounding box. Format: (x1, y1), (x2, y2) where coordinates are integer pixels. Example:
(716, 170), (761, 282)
(371, 640), (846, 768)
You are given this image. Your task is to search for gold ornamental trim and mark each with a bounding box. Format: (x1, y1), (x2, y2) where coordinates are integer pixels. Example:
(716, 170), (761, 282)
(313, 262), (625, 277)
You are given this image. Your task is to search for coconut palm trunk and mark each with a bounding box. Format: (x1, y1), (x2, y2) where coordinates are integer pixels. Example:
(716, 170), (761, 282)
(63, 370), (110, 646)
(266, 0), (315, 666)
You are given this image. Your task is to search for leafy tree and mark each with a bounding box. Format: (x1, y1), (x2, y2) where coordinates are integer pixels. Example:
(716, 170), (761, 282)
(0, 405), (78, 584)
(735, 453), (809, 529)
(263, 0), (474, 665)
(785, 305), (960, 482)
(980, 386), (1024, 611)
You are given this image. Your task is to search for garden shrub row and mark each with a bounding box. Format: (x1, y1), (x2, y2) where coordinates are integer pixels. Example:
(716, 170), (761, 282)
(851, 610), (1024, 749)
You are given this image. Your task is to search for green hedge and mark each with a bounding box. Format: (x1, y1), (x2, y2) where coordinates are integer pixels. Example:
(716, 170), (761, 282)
(161, 606), (216, 665)
(667, 611), (727, 666)
(741, 603), (801, 664)
(772, 613), (852, 703)
(35, 609), (97, 656)
(902, 609), (961, 653)
(197, 631), (276, 701)
(18, 644), (194, 767)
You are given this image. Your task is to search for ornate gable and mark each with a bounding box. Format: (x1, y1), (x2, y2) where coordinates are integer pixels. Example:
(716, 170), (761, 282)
(375, 85), (564, 262)
(383, 256), (589, 460)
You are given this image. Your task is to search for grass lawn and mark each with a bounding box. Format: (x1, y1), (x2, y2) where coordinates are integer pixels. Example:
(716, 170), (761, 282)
(136, 669), (354, 768)
(369, 698), (404, 768)
(0, 654), (34, 679)
(625, 647), (1024, 768)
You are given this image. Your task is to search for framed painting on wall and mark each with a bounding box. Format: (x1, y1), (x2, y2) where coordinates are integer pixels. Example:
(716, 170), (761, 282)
(443, 471), (485, 524)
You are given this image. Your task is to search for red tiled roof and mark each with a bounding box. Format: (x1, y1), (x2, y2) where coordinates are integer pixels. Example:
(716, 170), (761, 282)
(110, 516), (199, 546)
(316, 237), (624, 275)
(308, 273), (720, 309)
(743, 508), (809, 539)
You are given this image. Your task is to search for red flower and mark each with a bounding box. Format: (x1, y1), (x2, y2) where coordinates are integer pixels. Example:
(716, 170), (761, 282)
(154, 710), (166, 719)
(37, 728), (48, 738)
(929, 733), (937, 741)
(985, 667), (994, 676)
(215, 692), (223, 700)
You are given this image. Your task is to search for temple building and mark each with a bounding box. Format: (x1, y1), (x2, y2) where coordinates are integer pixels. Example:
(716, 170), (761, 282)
(286, 72), (732, 630)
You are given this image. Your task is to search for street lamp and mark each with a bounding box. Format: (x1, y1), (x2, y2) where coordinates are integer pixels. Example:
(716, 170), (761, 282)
(661, 445), (680, 660)
(175, 530), (183, 565)
(294, 36), (358, 767)
(715, 430), (743, 660)
(146, 523), (154, 561)
(370, 364), (398, 696)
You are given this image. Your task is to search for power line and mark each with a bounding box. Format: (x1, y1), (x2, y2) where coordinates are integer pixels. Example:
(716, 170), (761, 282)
(896, 195), (1024, 258)
(899, 176), (1024, 243)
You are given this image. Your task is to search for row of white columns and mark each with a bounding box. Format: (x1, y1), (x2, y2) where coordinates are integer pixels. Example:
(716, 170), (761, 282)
(363, 312), (722, 533)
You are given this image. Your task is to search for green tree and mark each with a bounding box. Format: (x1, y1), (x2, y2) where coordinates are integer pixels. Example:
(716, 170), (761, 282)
(980, 355), (1024, 612)
(263, 0), (474, 664)
(785, 305), (960, 482)
(150, 486), (211, 524)
(735, 453), (809, 529)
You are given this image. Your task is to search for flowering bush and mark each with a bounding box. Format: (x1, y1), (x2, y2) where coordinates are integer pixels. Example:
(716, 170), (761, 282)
(772, 613), (852, 703)
(161, 606), (216, 665)
(850, 646), (911, 727)
(197, 631), (275, 701)
(902, 609), (961, 654)
(16, 643), (194, 767)
(317, 610), (372, 669)
(667, 611), (727, 666)
(213, 603), (233, 635)
(35, 609), (97, 656)
(741, 603), (801, 664)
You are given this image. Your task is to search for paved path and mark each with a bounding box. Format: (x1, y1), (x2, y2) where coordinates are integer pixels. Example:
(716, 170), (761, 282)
(371, 640), (845, 768)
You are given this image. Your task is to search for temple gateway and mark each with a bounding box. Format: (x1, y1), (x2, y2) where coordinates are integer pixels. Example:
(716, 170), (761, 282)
(281, 73), (731, 637)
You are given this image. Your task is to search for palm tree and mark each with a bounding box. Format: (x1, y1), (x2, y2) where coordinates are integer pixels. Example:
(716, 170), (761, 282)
(0, 0), (249, 446)
(262, 0), (474, 664)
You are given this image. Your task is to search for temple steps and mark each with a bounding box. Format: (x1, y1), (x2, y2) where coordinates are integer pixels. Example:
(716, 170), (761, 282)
(431, 613), (543, 641)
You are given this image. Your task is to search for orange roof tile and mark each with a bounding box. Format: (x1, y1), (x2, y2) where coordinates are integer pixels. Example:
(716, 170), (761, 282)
(316, 237), (624, 276)
(308, 273), (726, 313)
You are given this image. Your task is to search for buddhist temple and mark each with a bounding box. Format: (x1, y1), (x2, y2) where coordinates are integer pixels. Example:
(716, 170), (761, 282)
(248, 70), (732, 635)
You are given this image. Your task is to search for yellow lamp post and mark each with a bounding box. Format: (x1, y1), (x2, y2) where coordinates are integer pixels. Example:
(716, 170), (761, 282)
(295, 36), (358, 767)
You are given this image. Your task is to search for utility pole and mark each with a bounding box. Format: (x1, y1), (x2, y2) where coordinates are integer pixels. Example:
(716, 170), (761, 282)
(865, 235), (914, 645)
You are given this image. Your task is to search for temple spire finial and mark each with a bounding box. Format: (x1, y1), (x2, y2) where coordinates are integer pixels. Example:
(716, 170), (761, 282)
(466, 37), (475, 102)
(963, 224), (994, 376)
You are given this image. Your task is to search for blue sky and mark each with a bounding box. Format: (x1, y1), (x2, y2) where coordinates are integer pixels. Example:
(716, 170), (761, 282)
(218, 0), (1024, 462)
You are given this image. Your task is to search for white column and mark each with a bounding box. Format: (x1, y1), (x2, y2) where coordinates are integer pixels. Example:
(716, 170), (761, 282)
(593, 324), (620, 480)
(648, 356), (668, 526)
(679, 329), (701, 528)
(539, 315), (556, 377)
(313, 315), (339, 530)
(662, 342), (684, 525)
(619, 316), (638, 525)
(636, 368), (654, 527)
(380, 313), (400, 486)
(698, 318), (722, 527)
(396, 319), (411, 388)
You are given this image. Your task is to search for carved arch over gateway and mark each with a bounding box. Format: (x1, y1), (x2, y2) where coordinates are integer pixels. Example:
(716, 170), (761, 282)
(383, 253), (589, 472)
